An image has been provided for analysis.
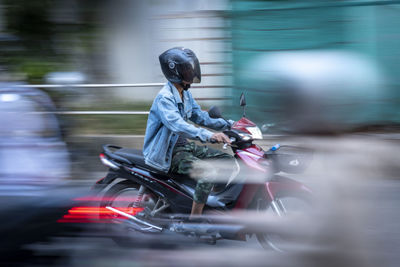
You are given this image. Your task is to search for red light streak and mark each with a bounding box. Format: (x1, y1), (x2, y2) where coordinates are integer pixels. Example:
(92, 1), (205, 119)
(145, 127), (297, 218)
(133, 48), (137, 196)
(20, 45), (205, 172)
(57, 206), (144, 224)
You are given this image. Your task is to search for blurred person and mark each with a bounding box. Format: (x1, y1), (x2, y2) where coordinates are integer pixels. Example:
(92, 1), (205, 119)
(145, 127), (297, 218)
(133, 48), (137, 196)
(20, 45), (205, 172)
(143, 47), (233, 218)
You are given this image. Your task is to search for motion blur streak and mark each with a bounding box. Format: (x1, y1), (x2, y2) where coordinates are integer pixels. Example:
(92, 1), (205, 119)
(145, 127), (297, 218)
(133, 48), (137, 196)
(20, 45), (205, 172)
(57, 207), (144, 223)
(72, 196), (140, 202)
(1, 1), (400, 267)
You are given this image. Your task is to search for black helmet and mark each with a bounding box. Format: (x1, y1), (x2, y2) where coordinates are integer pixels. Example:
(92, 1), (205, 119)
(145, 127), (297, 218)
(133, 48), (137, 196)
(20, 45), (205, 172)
(159, 47), (201, 85)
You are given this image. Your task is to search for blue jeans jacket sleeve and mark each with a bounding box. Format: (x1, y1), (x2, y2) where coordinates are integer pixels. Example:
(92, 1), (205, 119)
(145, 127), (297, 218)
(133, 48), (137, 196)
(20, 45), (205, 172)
(189, 94), (230, 131)
(157, 96), (213, 142)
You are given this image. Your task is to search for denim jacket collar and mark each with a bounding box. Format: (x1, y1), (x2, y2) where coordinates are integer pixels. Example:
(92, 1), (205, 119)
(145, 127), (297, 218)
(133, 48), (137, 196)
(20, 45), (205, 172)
(168, 81), (189, 105)
(168, 82), (182, 104)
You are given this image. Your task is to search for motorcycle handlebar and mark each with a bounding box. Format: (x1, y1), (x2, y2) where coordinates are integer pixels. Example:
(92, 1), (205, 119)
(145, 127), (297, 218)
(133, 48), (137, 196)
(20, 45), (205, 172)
(209, 138), (230, 144)
(223, 138), (235, 149)
(223, 130), (242, 142)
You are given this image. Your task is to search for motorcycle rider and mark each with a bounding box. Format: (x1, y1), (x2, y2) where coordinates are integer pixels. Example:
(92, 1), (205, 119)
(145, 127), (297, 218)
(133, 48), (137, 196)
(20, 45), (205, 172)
(143, 47), (233, 217)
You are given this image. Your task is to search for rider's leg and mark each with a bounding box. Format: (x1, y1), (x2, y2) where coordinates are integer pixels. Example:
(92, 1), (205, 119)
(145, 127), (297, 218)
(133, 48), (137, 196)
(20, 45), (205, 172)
(170, 153), (213, 217)
(170, 142), (233, 217)
(191, 175), (214, 217)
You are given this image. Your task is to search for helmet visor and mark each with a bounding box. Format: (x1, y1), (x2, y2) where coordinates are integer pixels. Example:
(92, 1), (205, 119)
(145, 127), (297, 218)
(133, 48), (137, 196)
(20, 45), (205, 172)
(179, 56), (201, 84)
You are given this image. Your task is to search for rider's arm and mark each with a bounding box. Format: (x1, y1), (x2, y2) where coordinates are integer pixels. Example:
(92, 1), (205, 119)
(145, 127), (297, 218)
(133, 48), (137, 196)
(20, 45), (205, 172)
(189, 95), (231, 131)
(157, 96), (213, 142)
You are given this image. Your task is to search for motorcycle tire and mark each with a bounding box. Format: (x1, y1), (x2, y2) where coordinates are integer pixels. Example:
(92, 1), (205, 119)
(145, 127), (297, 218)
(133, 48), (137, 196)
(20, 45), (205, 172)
(256, 194), (312, 252)
(99, 180), (161, 247)
(99, 180), (194, 249)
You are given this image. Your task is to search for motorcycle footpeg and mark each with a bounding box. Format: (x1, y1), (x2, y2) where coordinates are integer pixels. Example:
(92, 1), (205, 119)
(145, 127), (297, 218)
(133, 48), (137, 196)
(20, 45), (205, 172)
(136, 206), (152, 218)
(187, 216), (213, 224)
(199, 235), (218, 245)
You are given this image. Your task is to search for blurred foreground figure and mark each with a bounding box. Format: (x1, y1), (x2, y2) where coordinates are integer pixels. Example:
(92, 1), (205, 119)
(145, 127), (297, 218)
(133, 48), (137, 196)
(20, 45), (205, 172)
(242, 51), (385, 133)
(0, 82), (79, 266)
(236, 50), (399, 267)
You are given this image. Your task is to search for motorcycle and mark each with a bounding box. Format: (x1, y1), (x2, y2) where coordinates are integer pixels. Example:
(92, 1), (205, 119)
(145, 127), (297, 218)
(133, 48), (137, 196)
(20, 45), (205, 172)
(92, 93), (313, 250)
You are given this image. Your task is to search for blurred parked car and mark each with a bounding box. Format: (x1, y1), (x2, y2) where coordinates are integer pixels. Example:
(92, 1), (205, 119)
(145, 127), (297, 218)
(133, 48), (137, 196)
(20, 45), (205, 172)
(0, 82), (70, 189)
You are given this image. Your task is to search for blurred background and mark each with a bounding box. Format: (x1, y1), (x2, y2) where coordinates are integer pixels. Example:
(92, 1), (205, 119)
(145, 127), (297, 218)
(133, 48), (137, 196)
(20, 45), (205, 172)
(0, 0), (400, 266)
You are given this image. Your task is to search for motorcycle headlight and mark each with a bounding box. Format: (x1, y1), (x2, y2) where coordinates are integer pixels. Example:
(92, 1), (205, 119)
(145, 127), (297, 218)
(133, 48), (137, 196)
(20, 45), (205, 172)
(238, 133), (251, 141)
(246, 126), (263, 140)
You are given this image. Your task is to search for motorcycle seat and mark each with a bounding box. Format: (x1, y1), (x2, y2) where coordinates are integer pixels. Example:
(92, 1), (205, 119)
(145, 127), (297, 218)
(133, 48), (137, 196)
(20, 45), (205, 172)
(114, 148), (164, 174)
(107, 146), (188, 181)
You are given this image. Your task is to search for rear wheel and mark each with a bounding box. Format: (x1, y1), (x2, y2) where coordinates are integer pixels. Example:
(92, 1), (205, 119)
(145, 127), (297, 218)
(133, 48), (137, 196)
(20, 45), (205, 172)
(256, 195), (312, 252)
(100, 180), (182, 248)
(99, 180), (160, 234)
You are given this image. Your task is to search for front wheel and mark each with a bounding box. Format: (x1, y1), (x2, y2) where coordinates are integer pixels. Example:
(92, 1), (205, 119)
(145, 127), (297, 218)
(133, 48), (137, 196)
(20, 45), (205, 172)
(256, 195), (312, 252)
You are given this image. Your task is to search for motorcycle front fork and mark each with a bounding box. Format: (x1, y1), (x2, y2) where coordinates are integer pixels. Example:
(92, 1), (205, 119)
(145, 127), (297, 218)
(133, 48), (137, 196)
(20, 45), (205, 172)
(267, 199), (287, 217)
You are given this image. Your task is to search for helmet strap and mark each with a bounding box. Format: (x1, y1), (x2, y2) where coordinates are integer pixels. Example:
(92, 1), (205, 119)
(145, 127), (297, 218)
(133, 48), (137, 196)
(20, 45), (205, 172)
(181, 83), (191, 91)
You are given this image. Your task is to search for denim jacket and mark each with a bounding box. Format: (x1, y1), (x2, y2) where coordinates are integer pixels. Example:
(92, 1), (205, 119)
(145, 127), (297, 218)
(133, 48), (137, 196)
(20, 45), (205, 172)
(143, 82), (230, 172)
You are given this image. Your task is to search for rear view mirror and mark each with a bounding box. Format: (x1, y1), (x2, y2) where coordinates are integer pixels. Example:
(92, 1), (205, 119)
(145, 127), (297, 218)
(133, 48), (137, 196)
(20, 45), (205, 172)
(208, 106), (222, 119)
(239, 93), (246, 107)
(240, 92), (247, 117)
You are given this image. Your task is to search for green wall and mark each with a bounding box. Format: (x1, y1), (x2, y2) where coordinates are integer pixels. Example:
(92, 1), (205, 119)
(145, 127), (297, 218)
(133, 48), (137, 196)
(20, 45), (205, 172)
(229, 0), (400, 129)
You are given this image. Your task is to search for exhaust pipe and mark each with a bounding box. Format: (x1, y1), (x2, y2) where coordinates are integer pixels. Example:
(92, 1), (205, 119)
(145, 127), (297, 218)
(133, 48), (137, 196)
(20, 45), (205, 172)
(106, 206), (163, 232)
(171, 222), (246, 240)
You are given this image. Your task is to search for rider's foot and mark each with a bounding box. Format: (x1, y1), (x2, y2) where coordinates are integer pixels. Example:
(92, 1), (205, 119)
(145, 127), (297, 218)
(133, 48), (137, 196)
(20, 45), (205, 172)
(190, 201), (205, 217)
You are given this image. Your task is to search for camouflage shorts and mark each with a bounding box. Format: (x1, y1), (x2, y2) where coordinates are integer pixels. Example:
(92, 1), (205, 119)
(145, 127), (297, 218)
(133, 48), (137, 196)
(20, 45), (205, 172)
(170, 142), (233, 204)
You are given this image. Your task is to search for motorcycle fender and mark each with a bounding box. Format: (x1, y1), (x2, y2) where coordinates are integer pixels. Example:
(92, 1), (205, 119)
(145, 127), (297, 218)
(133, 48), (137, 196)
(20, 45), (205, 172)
(91, 171), (119, 193)
(263, 175), (312, 201)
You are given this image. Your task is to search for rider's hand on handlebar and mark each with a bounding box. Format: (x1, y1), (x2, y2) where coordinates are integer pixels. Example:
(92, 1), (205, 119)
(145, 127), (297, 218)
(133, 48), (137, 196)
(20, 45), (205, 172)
(211, 132), (231, 144)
